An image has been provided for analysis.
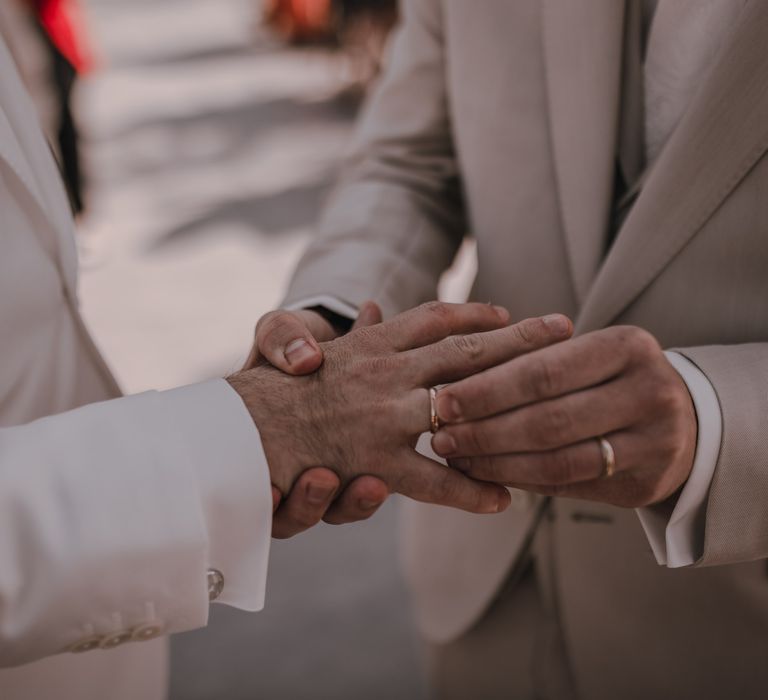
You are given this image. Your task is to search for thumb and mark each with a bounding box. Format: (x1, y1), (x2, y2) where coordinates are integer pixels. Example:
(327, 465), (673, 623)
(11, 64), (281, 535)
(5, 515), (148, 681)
(352, 301), (383, 330)
(253, 310), (326, 375)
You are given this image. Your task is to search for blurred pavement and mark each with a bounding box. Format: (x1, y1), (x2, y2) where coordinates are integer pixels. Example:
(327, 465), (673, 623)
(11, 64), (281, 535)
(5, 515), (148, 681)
(76, 1), (429, 698)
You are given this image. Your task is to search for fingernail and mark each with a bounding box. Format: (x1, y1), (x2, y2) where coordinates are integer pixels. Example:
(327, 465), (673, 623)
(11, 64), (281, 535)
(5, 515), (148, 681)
(306, 483), (335, 505)
(493, 305), (510, 323)
(432, 431), (457, 456)
(437, 393), (461, 422)
(359, 499), (381, 510)
(542, 314), (570, 336)
(285, 339), (316, 366)
(489, 489), (511, 513)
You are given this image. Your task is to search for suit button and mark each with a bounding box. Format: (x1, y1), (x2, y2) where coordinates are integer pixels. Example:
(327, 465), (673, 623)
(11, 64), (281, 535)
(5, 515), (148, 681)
(69, 635), (103, 653)
(99, 630), (133, 649)
(131, 622), (165, 642)
(208, 568), (225, 601)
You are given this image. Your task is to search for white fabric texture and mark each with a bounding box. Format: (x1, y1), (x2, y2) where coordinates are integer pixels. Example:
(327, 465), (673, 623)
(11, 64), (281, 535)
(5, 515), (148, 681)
(0, 380), (272, 667)
(0, 32), (272, 692)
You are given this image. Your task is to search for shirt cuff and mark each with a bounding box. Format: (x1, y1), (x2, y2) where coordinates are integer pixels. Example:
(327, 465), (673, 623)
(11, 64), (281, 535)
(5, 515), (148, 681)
(636, 351), (722, 567)
(284, 295), (359, 320)
(160, 379), (272, 611)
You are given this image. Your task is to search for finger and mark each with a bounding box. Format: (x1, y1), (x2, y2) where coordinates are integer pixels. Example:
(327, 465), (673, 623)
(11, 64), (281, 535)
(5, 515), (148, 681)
(351, 301), (383, 330)
(272, 468), (340, 539)
(272, 485), (282, 513)
(436, 325), (634, 423)
(381, 301), (511, 352)
(501, 470), (652, 509)
(408, 314), (572, 388)
(323, 475), (390, 525)
(255, 310), (330, 375)
(433, 377), (639, 457)
(395, 452), (512, 514)
(448, 431), (636, 486)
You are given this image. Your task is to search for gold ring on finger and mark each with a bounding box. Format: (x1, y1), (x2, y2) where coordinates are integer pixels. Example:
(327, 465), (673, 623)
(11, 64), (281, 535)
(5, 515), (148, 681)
(429, 387), (442, 434)
(597, 436), (616, 478)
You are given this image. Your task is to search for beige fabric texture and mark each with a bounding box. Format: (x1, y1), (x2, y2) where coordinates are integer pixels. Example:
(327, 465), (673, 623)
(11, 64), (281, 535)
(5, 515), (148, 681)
(285, 1), (768, 697)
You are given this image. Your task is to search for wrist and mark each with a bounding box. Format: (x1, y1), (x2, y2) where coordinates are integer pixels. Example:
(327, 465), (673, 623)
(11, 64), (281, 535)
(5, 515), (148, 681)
(226, 367), (316, 494)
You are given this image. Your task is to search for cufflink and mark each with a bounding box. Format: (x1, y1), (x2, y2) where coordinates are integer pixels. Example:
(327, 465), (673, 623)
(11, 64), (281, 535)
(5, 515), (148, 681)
(131, 622), (165, 642)
(68, 635), (103, 653)
(207, 568), (225, 601)
(100, 630), (133, 649)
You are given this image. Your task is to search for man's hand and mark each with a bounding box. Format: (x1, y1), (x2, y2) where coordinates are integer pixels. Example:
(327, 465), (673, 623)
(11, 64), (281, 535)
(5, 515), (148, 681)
(229, 303), (573, 514)
(248, 301), (386, 537)
(431, 325), (697, 508)
(269, 469), (389, 539)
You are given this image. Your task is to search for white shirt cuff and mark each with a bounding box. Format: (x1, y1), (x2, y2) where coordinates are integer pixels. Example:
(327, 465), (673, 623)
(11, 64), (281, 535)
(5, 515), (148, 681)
(636, 351), (722, 567)
(160, 379), (272, 611)
(284, 295), (359, 320)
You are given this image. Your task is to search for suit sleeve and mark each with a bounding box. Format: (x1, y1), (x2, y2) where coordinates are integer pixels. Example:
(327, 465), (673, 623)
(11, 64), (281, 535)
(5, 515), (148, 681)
(0, 379), (271, 667)
(669, 343), (768, 567)
(283, 0), (465, 318)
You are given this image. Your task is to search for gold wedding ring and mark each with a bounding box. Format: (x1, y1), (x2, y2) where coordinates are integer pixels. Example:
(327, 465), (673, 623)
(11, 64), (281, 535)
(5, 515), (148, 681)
(597, 436), (616, 478)
(429, 387), (442, 434)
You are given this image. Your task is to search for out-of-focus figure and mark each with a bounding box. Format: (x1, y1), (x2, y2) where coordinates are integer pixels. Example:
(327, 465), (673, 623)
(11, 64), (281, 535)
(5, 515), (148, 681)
(263, 0), (397, 89)
(0, 0), (92, 214)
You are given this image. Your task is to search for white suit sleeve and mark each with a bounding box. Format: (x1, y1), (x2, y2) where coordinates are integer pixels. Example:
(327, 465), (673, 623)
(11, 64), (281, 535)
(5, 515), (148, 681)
(636, 352), (722, 567)
(0, 379), (271, 667)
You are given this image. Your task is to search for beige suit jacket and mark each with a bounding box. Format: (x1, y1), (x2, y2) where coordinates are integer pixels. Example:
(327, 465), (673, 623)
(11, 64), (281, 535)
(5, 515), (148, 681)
(285, 1), (768, 696)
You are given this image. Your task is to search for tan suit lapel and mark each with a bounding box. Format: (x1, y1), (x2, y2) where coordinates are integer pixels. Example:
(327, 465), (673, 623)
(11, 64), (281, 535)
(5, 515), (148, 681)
(541, 0), (626, 303)
(577, 0), (768, 334)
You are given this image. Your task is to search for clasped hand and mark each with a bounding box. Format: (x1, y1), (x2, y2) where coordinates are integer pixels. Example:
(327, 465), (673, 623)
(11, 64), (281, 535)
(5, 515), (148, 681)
(433, 325), (698, 509)
(241, 305), (698, 537)
(234, 302), (570, 535)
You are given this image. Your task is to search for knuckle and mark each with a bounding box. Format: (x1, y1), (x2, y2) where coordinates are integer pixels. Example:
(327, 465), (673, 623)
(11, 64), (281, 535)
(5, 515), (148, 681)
(462, 425), (488, 454)
(526, 357), (562, 399)
(433, 473), (459, 505)
(654, 382), (684, 414)
(527, 406), (571, 448)
(544, 406), (573, 440)
(259, 313), (298, 348)
(547, 449), (578, 484)
(657, 430), (683, 463)
(422, 300), (451, 321)
(514, 317), (543, 345)
(624, 326), (661, 361)
(452, 333), (486, 362)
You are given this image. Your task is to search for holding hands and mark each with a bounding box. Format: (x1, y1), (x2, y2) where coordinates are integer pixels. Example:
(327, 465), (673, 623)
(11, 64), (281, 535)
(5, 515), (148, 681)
(233, 302), (572, 534)
(244, 301), (698, 539)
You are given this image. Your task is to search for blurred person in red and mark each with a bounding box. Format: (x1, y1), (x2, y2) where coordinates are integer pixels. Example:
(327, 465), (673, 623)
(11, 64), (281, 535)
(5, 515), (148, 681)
(0, 0), (91, 213)
(28, 0), (92, 214)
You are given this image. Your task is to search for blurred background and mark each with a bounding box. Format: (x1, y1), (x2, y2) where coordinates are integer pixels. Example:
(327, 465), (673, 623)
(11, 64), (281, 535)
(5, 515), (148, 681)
(0, 0), (475, 697)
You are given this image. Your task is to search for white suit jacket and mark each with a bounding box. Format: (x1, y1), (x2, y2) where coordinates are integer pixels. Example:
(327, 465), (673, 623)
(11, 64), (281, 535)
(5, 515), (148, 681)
(0, 38), (272, 700)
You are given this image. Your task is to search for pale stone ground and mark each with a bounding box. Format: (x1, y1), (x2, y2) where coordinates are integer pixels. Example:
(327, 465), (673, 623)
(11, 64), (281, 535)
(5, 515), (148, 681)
(75, 0), (437, 697)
